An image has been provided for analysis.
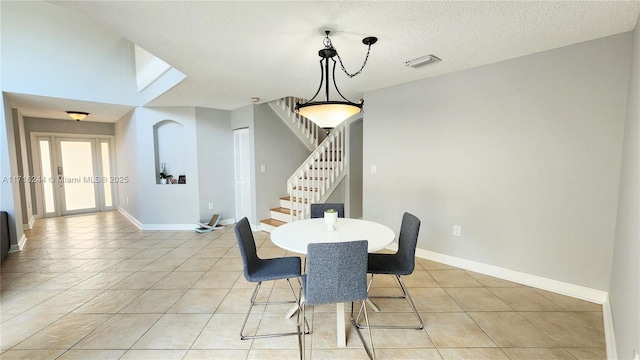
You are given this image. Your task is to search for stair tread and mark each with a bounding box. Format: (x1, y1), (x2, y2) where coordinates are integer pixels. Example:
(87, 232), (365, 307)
(270, 207), (297, 215)
(260, 218), (286, 227)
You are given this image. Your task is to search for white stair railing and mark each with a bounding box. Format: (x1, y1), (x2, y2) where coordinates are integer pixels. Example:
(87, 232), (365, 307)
(287, 122), (348, 221)
(267, 97), (321, 151)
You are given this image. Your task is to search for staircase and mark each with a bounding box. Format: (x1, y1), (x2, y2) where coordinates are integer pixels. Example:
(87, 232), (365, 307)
(260, 108), (349, 233)
(267, 97), (323, 151)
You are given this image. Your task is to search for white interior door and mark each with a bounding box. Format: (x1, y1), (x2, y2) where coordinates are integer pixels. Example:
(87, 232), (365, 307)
(234, 128), (252, 222)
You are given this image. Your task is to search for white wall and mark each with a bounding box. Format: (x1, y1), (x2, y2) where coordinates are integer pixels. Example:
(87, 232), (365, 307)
(195, 107), (234, 222)
(0, 1), (138, 106)
(23, 119), (115, 137)
(610, 15), (640, 360)
(12, 110), (31, 226)
(363, 33), (632, 291)
(348, 119), (364, 218)
(114, 111), (142, 221)
(16, 112), (33, 227)
(0, 94), (24, 248)
(134, 107), (199, 225)
(253, 104), (311, 223)
(115, 107), (200, 227)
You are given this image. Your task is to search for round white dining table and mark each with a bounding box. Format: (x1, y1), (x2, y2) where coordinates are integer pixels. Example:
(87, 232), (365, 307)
(270, 218), (395, 254)
(270, 217), (395, 348)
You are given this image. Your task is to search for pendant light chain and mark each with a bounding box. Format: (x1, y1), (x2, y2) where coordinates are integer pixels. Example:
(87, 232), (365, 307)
(335, 44), (373, 78)
(324, 33), (374, 78)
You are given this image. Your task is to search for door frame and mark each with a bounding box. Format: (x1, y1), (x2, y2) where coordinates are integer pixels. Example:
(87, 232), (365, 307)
(30, 132), (118, 218)
(233, 127), (253, 223)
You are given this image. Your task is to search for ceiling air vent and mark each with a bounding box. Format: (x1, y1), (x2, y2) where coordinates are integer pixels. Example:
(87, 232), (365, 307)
(404, 55), (441, 68)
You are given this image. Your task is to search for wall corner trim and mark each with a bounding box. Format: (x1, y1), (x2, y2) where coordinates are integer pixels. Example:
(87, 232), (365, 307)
(23, 215), (36, 230)
(602, 295), (617, 360)
(118, 208), (142, 230)
(9, 234), (27, 252)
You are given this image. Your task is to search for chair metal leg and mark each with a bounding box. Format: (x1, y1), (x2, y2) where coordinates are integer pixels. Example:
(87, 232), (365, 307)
(352, 300), (376, 360)
(353, 274), (424, 330)
(299, 301), (307, 360)
(297, 299), (304, 360)
(395, 275), (424, 329)
(288, 278), (310, 334)
(240, 279), (305, 340)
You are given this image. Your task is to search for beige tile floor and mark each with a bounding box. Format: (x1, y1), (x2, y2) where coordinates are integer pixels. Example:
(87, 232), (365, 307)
(0, 211), (606, 359)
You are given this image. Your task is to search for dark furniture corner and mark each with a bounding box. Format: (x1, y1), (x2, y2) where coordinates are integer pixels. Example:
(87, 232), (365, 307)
(1, 211), (10, 264)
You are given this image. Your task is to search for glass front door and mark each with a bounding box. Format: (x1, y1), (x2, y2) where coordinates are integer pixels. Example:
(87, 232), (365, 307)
(56, 139), (99, 215)
(35, 135), (116, 217)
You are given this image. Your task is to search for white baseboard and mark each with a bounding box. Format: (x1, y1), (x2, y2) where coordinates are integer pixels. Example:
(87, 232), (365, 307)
(219, 218), (235, 226)
(413, 248), (608, 304)
(119, 208), (234, 231)
(140, 224), (195, 231)
(118, 208), (142, 230)
(407, 248), (616, 358)
(9, 233), (27, 252)
(23, 215), (36, 230)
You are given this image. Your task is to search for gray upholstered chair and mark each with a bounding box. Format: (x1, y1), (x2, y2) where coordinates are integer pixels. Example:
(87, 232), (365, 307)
(297, 240), (375, 360)
(310, 203), (345, 219)
(353, 212), (423, 330)
(234, 217), (305, 339)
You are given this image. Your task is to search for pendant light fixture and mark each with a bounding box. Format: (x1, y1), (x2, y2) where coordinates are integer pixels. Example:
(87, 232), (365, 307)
(295, 30), (377, 133)
(66, 111), (89, 121)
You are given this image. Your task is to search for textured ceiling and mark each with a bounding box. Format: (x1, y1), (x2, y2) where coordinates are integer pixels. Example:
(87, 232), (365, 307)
(13, 1), (640, 122)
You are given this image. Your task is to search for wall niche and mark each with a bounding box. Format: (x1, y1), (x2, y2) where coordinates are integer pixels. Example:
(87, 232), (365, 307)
(153, 120), (185, 184)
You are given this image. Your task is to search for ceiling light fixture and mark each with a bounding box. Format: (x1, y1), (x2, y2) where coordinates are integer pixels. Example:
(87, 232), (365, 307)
(295, 30), (377, 133)
(66, 111), (89, 121)
(404, 55), (441, 68)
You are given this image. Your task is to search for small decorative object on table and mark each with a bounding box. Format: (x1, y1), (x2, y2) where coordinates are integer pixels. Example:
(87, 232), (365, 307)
(324, 208), (338, 231)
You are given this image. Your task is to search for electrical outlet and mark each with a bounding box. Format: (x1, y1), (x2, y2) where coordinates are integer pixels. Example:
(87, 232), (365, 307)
(208, 202), (214, 210)
(260, 165), (266, 173)
(453, 225), (462, 237)
(371, 164), (377, 174)
(126, 197), (129, 204)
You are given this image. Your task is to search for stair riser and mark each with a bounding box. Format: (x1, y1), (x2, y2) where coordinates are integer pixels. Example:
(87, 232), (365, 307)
(270, 210), (290, 223)
(261, 223), (277, 233)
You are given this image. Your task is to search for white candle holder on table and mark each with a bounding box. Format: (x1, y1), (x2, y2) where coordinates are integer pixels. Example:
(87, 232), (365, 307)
(324, 209), (338, 231)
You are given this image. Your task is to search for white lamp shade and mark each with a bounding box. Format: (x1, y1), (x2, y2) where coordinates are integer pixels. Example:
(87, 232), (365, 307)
(298, 103), (361, 129)
(66, 111), (89, 121)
